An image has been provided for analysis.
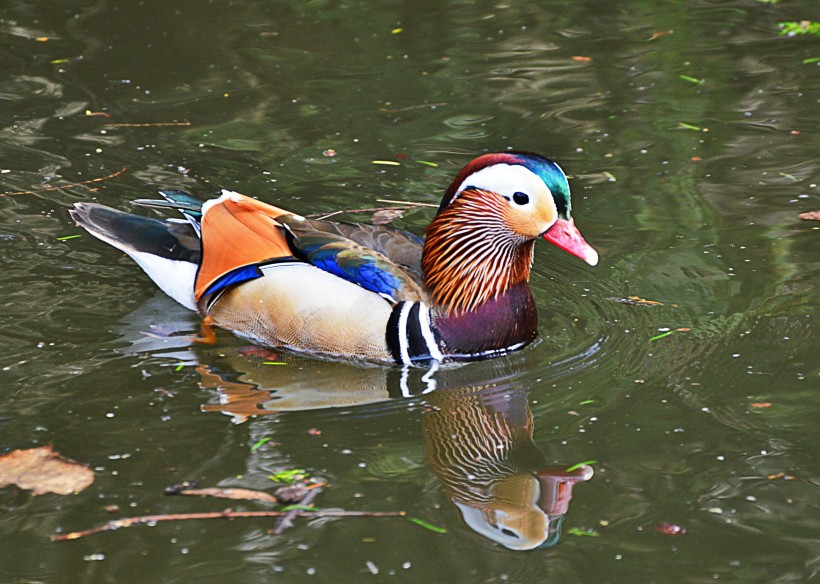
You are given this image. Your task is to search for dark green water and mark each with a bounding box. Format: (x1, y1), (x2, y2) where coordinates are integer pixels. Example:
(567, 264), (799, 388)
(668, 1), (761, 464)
(1, 0), (818, 581)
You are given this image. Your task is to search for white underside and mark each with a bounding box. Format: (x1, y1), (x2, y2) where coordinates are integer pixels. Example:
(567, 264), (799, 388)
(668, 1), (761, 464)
(84, 228), (198, 311)
(127, 251), (198, 311)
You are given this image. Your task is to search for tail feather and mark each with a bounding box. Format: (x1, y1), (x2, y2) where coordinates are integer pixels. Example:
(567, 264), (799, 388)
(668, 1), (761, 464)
(70, 203), (200, 311)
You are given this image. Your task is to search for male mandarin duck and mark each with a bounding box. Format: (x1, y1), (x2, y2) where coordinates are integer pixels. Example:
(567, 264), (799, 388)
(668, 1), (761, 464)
(70, 152), (598, 365)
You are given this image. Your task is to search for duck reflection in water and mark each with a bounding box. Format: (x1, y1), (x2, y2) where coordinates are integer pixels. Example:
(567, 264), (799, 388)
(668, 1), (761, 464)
(422, 385), (592, 550)
(113, 296), (593, 550)
(194, 354), (592, 549)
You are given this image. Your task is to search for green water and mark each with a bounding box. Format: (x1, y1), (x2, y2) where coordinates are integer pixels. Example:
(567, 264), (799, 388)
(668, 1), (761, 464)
(1, 0), (817, 582)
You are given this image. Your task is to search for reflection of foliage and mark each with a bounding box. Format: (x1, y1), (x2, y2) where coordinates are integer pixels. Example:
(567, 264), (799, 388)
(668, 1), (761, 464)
(779, 21), (820, 36)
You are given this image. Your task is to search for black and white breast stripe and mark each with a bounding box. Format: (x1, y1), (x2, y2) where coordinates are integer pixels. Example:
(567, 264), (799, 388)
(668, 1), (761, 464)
(386, 301), (444, 365)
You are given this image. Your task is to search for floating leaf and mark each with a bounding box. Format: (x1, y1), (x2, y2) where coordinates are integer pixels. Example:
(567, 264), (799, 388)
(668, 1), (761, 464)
(170, 486), (278, 503)
(372, 160), (401, 166)
(799, 211), (820, 221)
(679, 74), (704, 85)
(416, 160), (438, 167)
(750, 402), (772, 408)
(566, 460), (597, 473)
(803, 57), (820, 64)
(281, 504), (319, 512)
(648, 330), (675, 342)
(647, 31), (671, 41)
(251, 437), (272, 451)
(269, 469), (308, 484)
(677, 122), (702, 131)
(767, 472), (794, 480)
(608, 295), (665, 307)
(409, 517), (447, 533)
(0, 446), (94, 495)
(579, 399), (596, 405)
(262, 361), (287, 365)
(56, 234), (82, 241)
(779, 21), (820, 37)
(649, 327), (690, 342)
(567, 527), (599, 537)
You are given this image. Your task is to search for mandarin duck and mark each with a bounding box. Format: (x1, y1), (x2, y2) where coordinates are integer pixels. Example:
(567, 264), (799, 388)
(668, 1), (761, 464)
(69, 152), (598, 365)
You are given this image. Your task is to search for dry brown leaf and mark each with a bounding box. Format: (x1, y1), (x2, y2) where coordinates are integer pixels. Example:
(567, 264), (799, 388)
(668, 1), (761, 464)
(608, 295), (665, 307)
(174, 487), (279, 503)
(0, 445), (94, 495)
(798, 211), (820, 221)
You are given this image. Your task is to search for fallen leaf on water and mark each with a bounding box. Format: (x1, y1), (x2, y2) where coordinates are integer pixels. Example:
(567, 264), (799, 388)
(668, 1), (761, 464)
(408, 517), (447, 534)
(648, 327), (691, 342)
(0, 446), (94, 495)
(799, 211), (820, 221)
(572, 55), (593, 62)
(608, 295), (666, 307)
(767, 472), (794, 480)
(751, 402), (772, 408)
(250, 437), (273, 451)
(567, 527), (599, 537)
(679, 74), (704, 85)
(168, 487), (279, 504)
(269, 469), (308, 484)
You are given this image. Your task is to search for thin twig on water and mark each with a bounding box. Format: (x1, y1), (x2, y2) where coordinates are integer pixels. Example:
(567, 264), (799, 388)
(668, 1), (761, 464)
(52, 508), (406, 542)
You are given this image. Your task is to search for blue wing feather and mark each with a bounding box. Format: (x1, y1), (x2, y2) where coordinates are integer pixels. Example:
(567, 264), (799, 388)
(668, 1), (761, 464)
(285, 228), (423, 302)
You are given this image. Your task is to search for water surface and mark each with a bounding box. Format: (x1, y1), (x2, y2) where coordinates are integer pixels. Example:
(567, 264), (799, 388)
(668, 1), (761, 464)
(1, 0), (818, 582)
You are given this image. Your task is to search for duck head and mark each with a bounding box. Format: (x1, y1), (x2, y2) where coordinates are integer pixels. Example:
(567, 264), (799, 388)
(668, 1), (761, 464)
(422, 152), (598, 315)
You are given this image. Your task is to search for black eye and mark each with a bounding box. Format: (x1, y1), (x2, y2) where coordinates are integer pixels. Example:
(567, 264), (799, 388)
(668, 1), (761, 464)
(512, 192), (529, 205)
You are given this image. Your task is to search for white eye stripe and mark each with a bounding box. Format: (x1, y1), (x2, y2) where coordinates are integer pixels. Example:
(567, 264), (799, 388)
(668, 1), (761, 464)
(455, 164), (553, 209)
